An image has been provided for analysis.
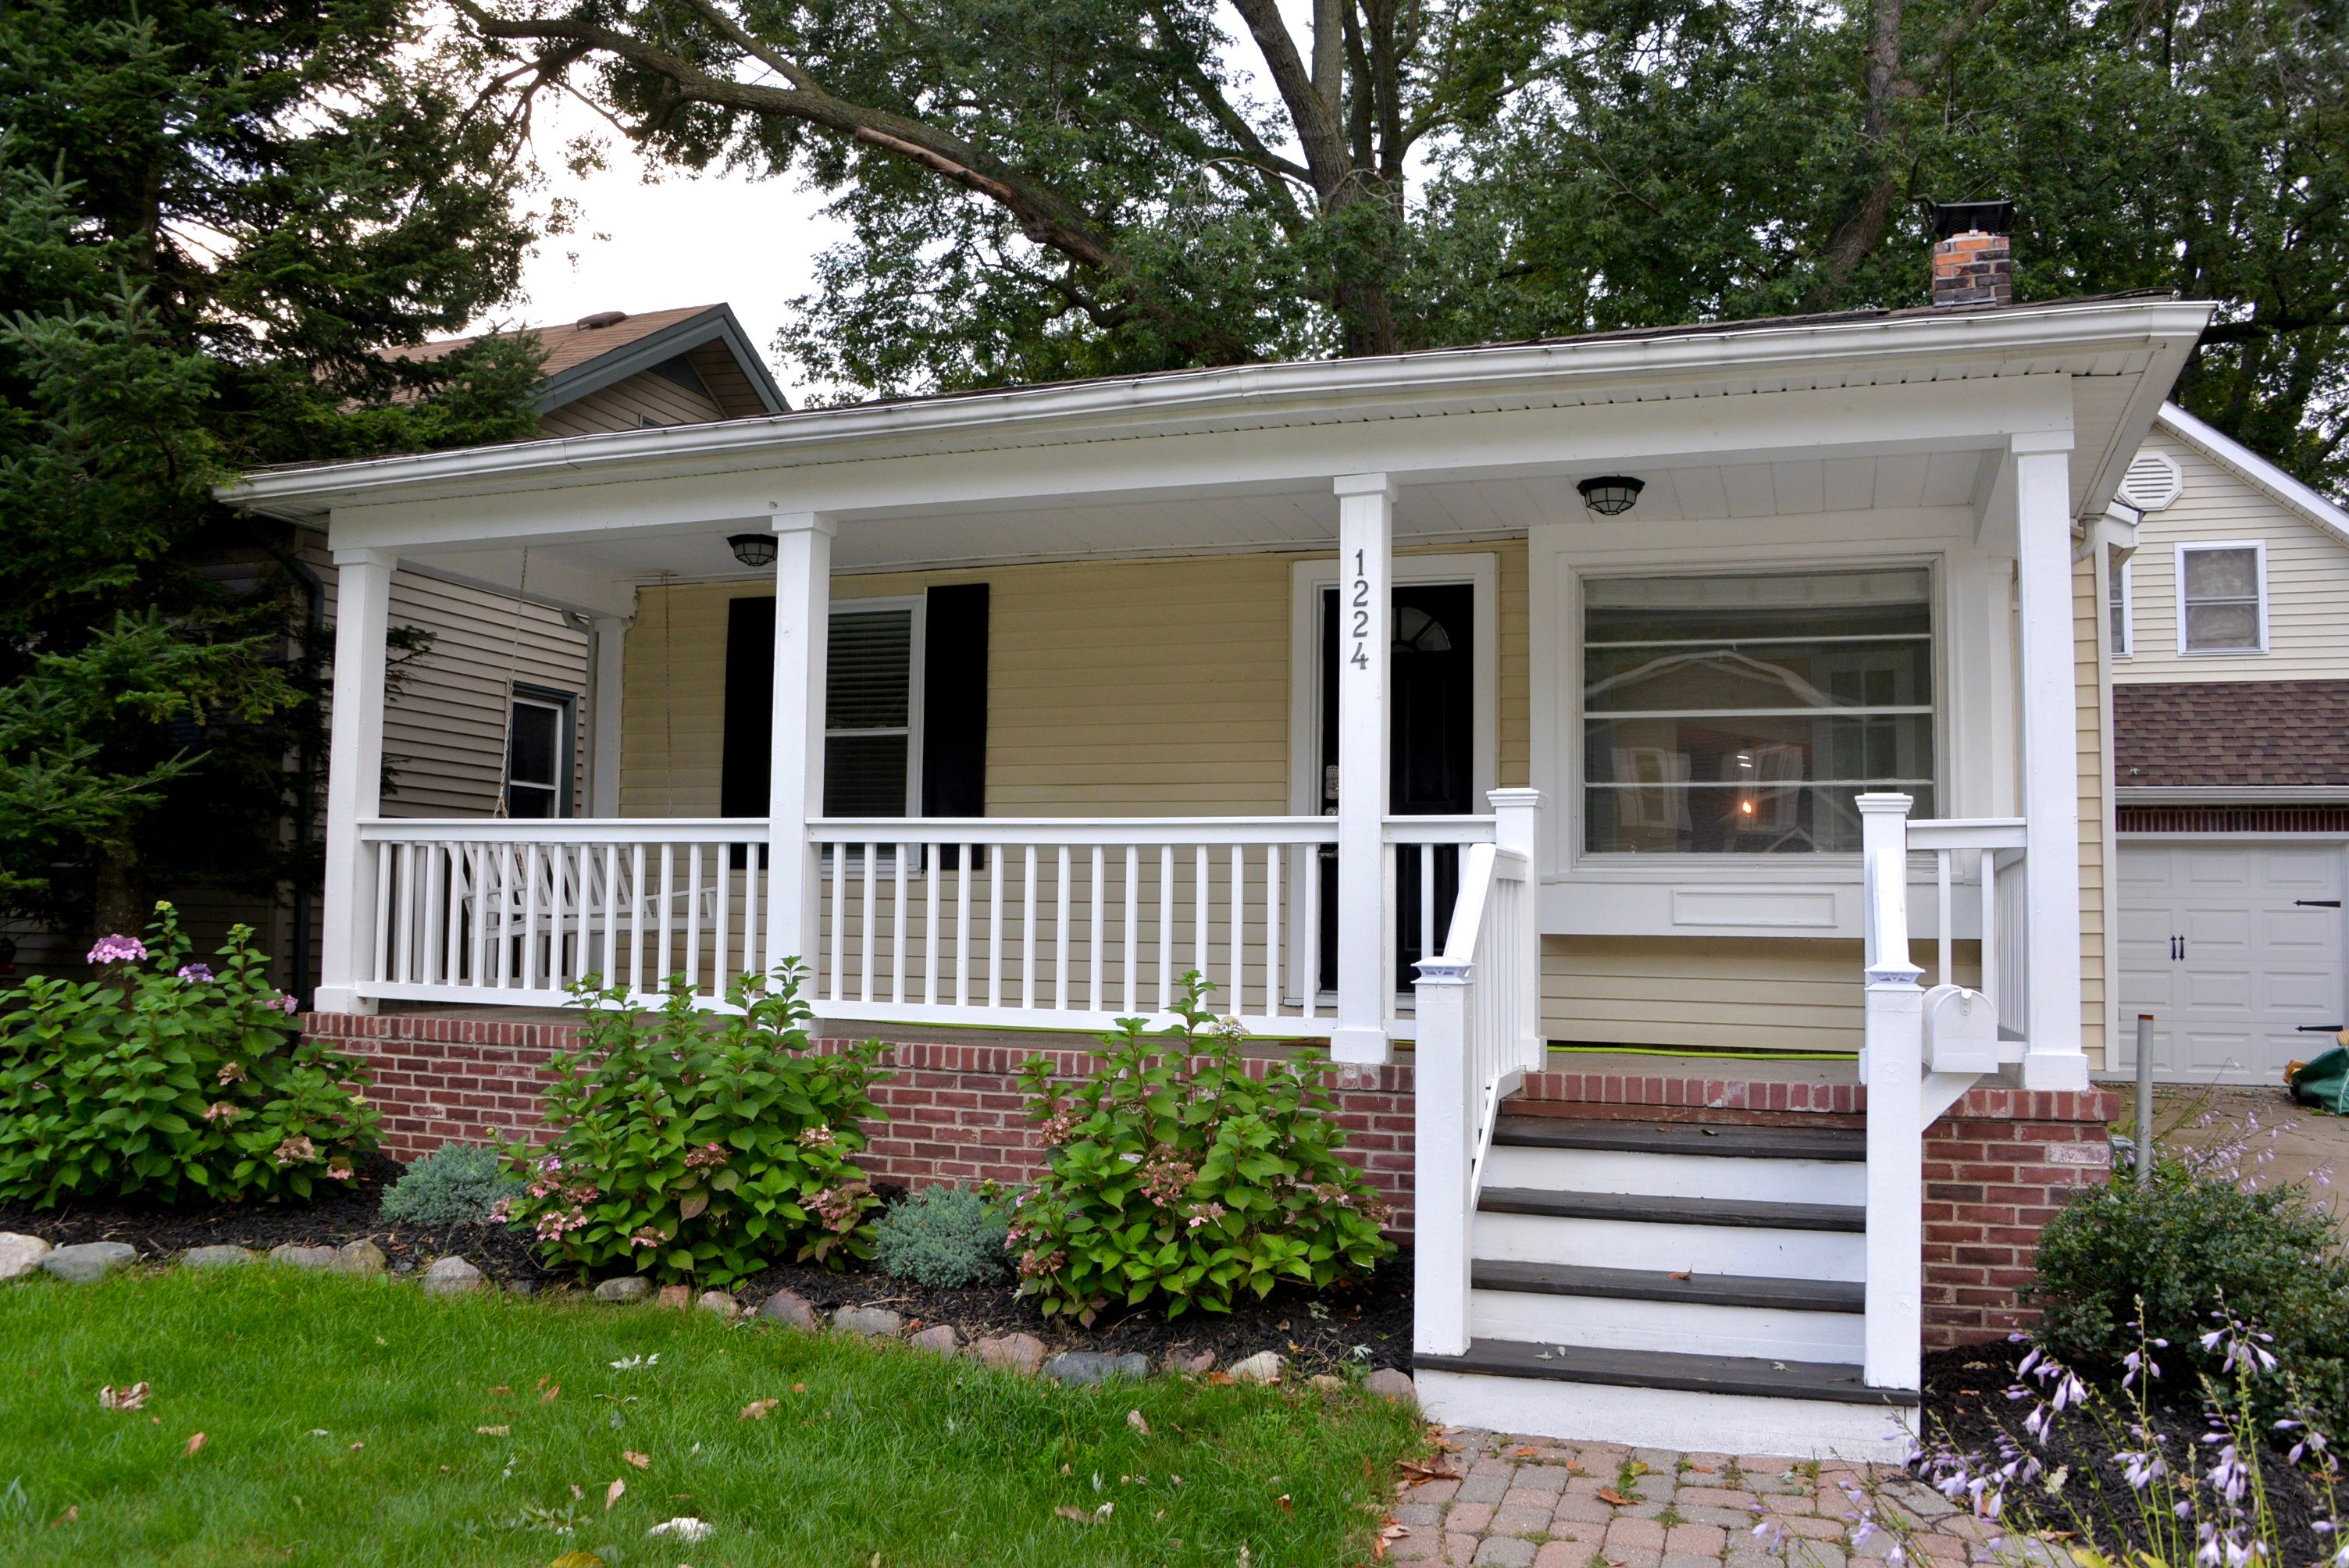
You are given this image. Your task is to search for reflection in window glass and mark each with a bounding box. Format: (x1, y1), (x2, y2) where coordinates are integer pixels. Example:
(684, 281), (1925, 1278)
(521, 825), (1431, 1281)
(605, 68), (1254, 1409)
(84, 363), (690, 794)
(1583, 569), (1934, 853)
(2180, 547), (2262, 653)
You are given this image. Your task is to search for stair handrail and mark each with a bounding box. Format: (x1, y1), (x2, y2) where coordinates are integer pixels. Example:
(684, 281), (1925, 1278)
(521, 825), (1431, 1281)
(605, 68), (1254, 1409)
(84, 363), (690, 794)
(1857, 793), (1925, 1395)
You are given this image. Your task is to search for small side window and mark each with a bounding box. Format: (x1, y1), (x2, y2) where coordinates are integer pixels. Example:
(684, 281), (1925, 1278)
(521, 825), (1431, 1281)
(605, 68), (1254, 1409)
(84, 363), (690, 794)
(2108, 556), (2132, 659)
(505, 686), (576, 818)
(2177, 543), (2265, 654)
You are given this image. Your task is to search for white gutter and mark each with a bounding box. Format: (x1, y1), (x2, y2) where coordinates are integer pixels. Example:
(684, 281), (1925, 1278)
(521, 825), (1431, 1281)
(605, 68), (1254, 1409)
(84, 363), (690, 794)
(221, 296), (2214, 522)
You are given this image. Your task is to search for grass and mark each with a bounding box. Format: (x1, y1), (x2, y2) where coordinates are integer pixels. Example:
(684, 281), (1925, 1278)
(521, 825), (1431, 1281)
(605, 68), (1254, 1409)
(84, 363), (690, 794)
(0, 1267), (1425, 1566)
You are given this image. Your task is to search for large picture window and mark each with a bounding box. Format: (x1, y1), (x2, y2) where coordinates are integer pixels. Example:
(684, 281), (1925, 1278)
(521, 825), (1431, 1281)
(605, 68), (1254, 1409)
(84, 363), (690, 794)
(1582, 568), (1934, 854)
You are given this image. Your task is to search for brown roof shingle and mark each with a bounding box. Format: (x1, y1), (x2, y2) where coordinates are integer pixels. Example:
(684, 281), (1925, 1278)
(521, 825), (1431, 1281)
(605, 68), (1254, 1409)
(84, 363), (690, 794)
(2114, 681), (2349, 789)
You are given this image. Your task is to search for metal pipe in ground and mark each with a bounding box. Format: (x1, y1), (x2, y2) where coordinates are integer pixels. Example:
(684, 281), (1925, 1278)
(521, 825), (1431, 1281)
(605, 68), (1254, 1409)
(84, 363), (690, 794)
(2136, 1013), (2155, 1178)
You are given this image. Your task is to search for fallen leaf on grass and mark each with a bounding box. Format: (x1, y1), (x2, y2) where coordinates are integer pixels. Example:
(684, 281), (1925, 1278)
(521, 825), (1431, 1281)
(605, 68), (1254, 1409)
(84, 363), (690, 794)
(547, 1554), (605, 1568)
(350, 1441), (364, 1452)
(183, 1433), (209, 1458)
(99, 1382), (151, 1411)
(48, 1506), (77, 1529)
(540, 1385), (561, 1403)
(740, 1399), (779, 1421)
(623, 1451), (651, 1470)
(1126, 1409), (1150, 1437)
(1275, 1495), (1291, 1511)
(487, 1385), (511, 1396)
(605, 1478), (626, 1511)
(791, 1383), (806, 1395)
(1597, 1488), (1638, 1506)
(476, 1426), (510, 1436)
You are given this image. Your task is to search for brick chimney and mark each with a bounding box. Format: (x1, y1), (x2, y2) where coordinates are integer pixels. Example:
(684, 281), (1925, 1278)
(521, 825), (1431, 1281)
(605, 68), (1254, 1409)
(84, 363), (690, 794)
(1930, 199), (2015, 308)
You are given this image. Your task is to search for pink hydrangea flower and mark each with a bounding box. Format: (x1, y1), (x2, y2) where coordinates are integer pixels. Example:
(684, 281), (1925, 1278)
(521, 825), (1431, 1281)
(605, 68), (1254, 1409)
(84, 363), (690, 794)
(325, 1160), (353, 1181)
(87, 934), (147, 965)
(273, 1135), (316, 1167)
(176, 963), (212, 983)
(202, 1102), (239, 1123)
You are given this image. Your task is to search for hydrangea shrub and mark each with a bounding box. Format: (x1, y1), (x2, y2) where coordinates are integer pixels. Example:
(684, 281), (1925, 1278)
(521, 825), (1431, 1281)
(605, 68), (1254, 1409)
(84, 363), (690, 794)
(0, 903), (375, 1206)
(499, 964), (886, 1285)
(1008, 975), (1396, 1321)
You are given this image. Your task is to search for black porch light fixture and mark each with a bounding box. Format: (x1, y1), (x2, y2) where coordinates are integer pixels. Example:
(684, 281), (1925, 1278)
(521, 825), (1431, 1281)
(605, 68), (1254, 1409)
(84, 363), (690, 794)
(1577, 475), (1646, 516)
(727, 532), (779, 568)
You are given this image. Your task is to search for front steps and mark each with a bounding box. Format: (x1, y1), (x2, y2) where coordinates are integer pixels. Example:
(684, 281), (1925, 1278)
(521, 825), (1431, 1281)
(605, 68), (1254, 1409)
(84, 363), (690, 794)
(1413, 1105), (1917, 1461)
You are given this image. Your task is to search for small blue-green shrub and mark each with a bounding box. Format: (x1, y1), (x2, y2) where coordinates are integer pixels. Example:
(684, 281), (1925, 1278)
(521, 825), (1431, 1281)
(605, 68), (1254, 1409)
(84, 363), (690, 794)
(872, 1185), (1011, 1288)
(379, 1142), (522, 1226)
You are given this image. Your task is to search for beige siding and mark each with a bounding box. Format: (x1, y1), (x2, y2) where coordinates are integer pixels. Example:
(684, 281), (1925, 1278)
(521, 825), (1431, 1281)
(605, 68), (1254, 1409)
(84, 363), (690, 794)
(1540, 936), (1976, 1052)
(2116, 429), (2349, 682)
(540, 367), (727, 437)
(2076, 551), (2108, 1067)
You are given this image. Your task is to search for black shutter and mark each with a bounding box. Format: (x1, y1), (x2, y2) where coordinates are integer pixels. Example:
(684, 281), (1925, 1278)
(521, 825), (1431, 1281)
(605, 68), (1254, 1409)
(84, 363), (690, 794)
(719, 596), (776, 819)
(921, 583), (988, 867)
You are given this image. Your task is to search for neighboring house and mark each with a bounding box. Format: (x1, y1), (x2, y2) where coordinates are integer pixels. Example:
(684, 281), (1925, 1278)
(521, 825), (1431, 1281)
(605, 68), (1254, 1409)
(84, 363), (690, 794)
(223, 212), (2205, 1456)
(2104, 404), (2349, 1085)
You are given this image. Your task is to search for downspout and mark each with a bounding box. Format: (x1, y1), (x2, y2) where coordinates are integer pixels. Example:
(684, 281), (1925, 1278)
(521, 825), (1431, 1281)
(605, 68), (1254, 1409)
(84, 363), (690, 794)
(256, 535), (324, 1007)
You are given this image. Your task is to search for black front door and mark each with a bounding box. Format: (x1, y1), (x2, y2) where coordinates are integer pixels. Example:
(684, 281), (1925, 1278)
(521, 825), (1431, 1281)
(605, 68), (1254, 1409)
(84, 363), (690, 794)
(1317, 583), (1477, 992)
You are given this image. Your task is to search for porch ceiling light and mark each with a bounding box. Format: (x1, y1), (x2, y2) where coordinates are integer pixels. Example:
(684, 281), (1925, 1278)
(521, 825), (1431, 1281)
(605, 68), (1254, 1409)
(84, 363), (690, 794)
(1577, 476), (1645, 516)
(727, 533), (779, 568)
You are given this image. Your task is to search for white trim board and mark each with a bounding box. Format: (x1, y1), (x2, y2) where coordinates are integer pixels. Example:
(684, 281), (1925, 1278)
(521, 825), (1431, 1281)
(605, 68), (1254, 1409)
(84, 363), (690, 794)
(2172, 539), (2270, 657)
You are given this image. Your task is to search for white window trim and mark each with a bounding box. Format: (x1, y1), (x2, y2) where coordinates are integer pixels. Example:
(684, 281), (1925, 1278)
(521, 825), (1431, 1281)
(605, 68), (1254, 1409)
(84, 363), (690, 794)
(505, 683), (577, 819)
(825, 593), (926, 820)
(2111, 556), (2134, 660)
(2173, 540), (2269, 657)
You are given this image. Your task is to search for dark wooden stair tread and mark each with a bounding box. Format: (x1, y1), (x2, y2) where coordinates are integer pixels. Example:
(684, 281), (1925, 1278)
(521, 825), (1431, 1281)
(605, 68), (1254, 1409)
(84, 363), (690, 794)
(1470, 1260), (1864, 1314)
(1477, 1188), (1866, 1232)
(1415, 1338), (1916, 1406)
(1492, 1116), (1866, 1162)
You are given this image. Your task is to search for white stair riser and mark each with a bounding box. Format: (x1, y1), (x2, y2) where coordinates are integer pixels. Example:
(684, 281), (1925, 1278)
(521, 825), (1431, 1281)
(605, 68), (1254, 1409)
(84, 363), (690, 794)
(1469, 1287), (1865, 1363)
(1472, 1211), (1866, 1281)
(1481, 1146), (1866, 1206)
(1413, 1367), (1915, 1462)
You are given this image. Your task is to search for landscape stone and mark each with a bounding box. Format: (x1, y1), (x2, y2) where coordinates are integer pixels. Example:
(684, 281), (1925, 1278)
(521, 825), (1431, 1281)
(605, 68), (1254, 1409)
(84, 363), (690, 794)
(594, 1276), (652, 1303)
(1309, 1374), (1344, 1391)
(422, 1256), (487, 1295)
(180, 1245), (256, 1270)
(695, 1290), (738, 1319)
(908, 1324), (961, 1356)
(974, 1333), (1047, 1374)
(1228, 1350), (1284, 1384)
(1365, 1368), (1417, 1404)
(268, 1243), (340, 1270)
(1045, 1350), (1151, 1385)
(503, 1278), (538, 1296)
(758, 1289), (820, 1330)
(333, 1239), (387, 1275)
(0, 1233), (52, 1281)
(832, 1305), (904, 1338)
(657, 1284), (692, 1310)
(1166, 1348), (1216, 1374)
(42, 1241), (137, 1282)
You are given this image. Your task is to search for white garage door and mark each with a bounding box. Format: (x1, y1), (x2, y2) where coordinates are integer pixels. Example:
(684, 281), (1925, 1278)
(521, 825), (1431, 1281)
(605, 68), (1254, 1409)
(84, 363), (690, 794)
(2117, 842), (2346, 1084)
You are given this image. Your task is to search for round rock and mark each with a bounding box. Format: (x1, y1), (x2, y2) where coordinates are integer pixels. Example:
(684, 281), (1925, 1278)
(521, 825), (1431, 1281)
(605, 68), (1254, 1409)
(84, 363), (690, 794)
(268, 1243), (340, 1270)
(422, 1256), (487, 1295)
(0, 1233), (52, 1281)
(1363, 1367), (1418, 1405)
(695, 1290), (739, 1319)
(333, 1240), (387, 1275)
(656, 1284), (693, 1310)
(758, 1289), (819, 1331)
(594, 1275), (652, 1303)
(907, 1324), (961, 1356)
(974, 1333), (1047, 1374)
(42, 1241), (137, 1283)
(1045, 1350), (1152, 1386)
(831, 1305), (904, 1338)
(1227, 1350), (1285, 1384)
(181, 1245), (257, 1270)
(1165, 1348), (1217, 1375)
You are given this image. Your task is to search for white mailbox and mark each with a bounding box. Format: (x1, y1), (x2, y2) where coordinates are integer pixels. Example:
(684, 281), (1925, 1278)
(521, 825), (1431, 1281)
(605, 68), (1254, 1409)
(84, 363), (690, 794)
(1923, 985), (2001, 1075)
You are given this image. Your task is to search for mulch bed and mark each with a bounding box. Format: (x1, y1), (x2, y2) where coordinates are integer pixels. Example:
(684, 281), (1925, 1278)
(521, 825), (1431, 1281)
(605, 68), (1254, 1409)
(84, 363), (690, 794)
(2, 1162), (1414, 1377)
(1917, 1340), (2340, 1563)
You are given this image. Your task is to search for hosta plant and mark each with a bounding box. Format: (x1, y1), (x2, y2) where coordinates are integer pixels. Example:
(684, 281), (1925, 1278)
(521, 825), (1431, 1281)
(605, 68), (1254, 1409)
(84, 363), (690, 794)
(0, 903), (375, 1206)
(500, 963), (886, 1286)
(1009, 974), (1396, 1322)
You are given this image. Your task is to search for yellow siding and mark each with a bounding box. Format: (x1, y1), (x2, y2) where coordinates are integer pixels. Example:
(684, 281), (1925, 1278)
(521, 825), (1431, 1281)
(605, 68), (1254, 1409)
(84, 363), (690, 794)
(1541, 936), (1976, 1052)
(540, 368), (726, 437)
(2076, 551), (2108, 1067)
(2116, 429), (2349, 682)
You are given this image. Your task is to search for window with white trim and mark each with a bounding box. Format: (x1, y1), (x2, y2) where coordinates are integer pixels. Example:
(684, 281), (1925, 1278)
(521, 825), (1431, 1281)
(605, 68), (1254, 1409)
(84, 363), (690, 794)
(2176, 543), (2266, 654)
(1582, 568), (1934, 854)
(504, 686), (576, 818)
(2109, 556), (2133, 658)
(822, 602), (921, 816)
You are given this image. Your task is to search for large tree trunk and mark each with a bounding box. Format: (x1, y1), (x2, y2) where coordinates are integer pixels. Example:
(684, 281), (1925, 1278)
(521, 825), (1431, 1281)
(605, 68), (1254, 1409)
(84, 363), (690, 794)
(94, 840), (145, 944)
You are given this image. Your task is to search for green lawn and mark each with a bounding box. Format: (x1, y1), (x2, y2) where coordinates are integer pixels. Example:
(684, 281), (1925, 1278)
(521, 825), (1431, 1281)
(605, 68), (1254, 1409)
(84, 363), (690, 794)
(0, 1267), (1424, 1566)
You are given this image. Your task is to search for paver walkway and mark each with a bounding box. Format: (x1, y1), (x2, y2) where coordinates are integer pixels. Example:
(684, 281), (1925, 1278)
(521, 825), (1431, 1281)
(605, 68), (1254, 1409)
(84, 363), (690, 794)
(1388, 1428), (2056, 1568)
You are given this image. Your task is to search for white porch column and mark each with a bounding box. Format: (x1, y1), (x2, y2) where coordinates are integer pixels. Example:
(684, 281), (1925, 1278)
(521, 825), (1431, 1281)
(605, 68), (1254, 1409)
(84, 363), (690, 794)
(763, 513), (834, 980)
(1410, 955), (1474, 1356)
(2012, 436), (2091, 1091)
(316, 547), (394, 1014)
(1857, 793), (1923, 1393)
(1332, 473), (1395, 1064)
(585, 614), (628, 818)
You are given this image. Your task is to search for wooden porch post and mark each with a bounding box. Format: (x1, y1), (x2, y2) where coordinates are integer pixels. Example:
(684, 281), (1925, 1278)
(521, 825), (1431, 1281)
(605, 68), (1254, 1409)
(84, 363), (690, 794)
(585, 613), (629, 818)
(2012, 436), (2091, 1091)
(316, 547), (394, 1014)
(1332, 473), (1395, 1064)
(763, 513), (833, 982)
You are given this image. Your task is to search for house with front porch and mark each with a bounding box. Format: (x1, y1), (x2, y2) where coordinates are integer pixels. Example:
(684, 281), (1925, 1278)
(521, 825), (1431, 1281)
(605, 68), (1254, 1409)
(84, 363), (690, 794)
(222, 223), (2208, 1456)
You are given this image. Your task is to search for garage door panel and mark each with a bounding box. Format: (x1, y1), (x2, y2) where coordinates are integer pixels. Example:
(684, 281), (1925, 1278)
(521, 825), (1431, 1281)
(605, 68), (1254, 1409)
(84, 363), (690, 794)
(2254, 849), (2343, 896)
(2182, 853), (2255, 893)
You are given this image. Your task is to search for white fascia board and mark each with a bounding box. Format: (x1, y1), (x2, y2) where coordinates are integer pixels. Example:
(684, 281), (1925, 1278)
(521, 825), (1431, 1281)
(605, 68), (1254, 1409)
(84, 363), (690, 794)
(223, 298), (2213, 527)
(2155, 403), (2349, 548)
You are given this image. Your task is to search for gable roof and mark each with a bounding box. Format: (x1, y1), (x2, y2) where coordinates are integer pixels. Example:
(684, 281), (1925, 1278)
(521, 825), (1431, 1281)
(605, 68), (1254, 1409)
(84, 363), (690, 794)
(384, 303), (789, 420)
(2116, 680), (2349, 789)
(2153, 402), (2349, 549)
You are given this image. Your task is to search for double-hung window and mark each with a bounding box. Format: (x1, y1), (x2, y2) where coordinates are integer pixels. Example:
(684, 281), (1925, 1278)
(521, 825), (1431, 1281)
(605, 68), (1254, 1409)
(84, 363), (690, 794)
(2109, 557), (2133, 658)
(1582, 568), (1934, 854)
(504, 686), (576, 818)
(2176, 543), (2266, 654)
(822, 602), (921, 817)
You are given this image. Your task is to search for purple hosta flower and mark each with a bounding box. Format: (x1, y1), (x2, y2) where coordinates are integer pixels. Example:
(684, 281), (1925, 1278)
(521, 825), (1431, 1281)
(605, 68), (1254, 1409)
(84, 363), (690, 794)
(273, 1135), (317, 1167)
(202, 1101), (241, 1124)
(2118, 1445), (2171, 1491)
(2204, 1438), (2251, 1506)
(2277, 1413), (2334, 1467)
(273, 994), (299, 1015)
(87, 934), (147, 965)
(176, 963), (212, 983)
(2124, 1344), (2165, 1388)
(217, 1060), (246, 1085)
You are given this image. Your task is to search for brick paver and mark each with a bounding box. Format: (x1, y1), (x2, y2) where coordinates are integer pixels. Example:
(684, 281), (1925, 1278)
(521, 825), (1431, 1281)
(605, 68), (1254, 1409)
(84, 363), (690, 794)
(1381, 1428), (2058, 1567)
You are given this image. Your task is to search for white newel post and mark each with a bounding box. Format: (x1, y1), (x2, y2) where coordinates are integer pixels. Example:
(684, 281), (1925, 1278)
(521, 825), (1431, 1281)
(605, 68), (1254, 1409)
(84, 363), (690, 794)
(586, 614), (628, 818)
(1332, 473), (1395, 1064)
(763, 513), (834, 980)
(2012, 436), (2091, 1091)
(1490, 788), (1543, 1068)
(316, 547), (395, 1014)
(1412, 954), (1474, 1357)
(1857, 793), (1923, 1392)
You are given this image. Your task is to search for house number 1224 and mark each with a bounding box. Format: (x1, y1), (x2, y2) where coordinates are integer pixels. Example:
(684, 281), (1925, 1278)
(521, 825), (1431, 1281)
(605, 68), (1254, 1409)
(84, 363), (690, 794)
(1349, 550), (1371, 670)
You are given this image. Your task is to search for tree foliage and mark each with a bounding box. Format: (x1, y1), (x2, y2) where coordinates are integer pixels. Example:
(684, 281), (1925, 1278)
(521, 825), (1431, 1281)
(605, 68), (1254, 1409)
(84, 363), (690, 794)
(0, 1), (546, 935)
(462, 0), (2349, 490)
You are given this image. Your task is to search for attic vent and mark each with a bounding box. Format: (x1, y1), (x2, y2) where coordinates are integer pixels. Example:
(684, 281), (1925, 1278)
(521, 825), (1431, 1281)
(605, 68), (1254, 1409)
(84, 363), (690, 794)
(2119, 451), (2183, 511)
(576, 309), (629, 330)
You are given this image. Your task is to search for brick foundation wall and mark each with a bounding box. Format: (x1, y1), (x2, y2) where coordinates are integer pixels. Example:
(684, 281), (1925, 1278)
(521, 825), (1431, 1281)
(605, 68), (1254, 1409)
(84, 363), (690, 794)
(309, 1013), (2112, 1345)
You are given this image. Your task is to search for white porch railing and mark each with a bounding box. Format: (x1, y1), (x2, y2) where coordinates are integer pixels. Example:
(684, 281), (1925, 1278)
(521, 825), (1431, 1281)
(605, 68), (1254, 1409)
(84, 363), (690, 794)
(357, 819), (773, 1009)
(1410, 789), (1543, 1360)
